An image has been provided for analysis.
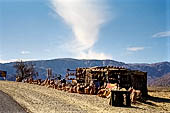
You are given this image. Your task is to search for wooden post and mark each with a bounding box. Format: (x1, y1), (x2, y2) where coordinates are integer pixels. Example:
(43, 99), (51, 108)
(126, 92), (131, 107)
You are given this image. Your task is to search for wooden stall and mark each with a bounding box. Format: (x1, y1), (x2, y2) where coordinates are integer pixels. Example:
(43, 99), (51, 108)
(66, 66), (148, 96)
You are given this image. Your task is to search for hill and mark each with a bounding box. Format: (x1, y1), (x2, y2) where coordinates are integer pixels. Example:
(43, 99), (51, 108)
(0, 58), (170, 85)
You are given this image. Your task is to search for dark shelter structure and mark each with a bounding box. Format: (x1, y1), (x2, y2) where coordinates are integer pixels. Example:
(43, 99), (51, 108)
(66, 66), (148, 96)
(0, 70), (7, 80)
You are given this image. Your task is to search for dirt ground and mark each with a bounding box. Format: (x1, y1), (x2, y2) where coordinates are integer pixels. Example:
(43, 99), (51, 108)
(0, 81), (169, 113)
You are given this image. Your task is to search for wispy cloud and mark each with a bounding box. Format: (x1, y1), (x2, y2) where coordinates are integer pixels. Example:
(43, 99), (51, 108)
(152, 31), (170, 38)
(21, 51), (30, 55)
(127, 47), (144, 52)
(50, 0), (111, 60)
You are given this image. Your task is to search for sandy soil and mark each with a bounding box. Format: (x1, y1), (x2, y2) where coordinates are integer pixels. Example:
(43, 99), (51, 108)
(0, 81), (169, 113)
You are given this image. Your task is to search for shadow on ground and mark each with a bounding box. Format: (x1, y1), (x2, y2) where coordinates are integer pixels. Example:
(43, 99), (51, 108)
(139, 95), (170, 107)
(147, 95), (170, 103)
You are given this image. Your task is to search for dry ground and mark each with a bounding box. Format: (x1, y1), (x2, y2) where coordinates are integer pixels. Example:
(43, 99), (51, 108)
(0, 81), (170, 113)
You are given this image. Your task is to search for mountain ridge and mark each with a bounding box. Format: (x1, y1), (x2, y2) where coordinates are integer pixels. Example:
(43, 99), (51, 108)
(0, 58), (170, 86)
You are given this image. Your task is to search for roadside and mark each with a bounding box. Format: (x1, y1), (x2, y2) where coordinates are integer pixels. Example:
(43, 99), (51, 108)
(0, 90), (28, 113)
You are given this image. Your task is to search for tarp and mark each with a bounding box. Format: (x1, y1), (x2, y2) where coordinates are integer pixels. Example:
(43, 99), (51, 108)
(106, 83), (117, 89)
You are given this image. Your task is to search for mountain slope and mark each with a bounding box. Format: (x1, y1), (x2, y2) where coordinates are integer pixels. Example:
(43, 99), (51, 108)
(148, 73), (170, 86)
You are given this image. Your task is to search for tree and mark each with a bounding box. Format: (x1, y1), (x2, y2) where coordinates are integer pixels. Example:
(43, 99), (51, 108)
(14, 60), (37, 81)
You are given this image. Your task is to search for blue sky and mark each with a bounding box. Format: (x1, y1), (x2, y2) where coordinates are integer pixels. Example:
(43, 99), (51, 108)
(0, 0), (169, 63)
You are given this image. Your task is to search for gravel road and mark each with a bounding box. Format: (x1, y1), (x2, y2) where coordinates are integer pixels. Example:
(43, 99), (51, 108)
(0, 81), (169, 113)
(0, 90), (27, 113)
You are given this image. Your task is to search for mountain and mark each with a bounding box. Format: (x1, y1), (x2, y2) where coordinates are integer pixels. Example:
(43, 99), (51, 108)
(127, 62), (170, 78)
(0, 58), (170, 85)
(148, 73), (170, 87)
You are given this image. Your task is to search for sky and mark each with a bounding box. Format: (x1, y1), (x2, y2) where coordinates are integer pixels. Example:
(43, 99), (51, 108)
(0, 0), (170, 63)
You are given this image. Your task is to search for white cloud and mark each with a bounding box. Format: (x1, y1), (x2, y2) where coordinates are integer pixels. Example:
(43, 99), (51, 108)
(0, 59), (36, 63)
(76, 50), (112, 60)
(50, 0), (111, 60)
(21, 51), (30, 55)
(127, 47), (144, 52)
(152, 31), (170, 38)
(0, 59), (17, 63)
